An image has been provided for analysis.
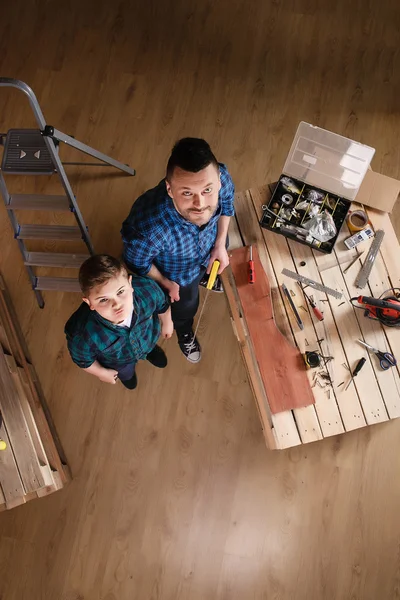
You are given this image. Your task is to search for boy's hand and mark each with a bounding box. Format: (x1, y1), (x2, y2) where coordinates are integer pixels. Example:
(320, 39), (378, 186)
(161, 318), (174, 339)
(98, 369), (119, 384)
(164, 279), (180, 303)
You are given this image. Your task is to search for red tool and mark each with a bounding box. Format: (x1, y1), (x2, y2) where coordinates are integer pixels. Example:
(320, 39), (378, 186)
(350, 294), (400, 327)
(248, 245), (255, 284)
(297, 282), (324, 321)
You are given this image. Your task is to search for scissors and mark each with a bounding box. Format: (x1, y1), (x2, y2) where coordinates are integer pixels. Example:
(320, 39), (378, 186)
(357, 339), (397, 371)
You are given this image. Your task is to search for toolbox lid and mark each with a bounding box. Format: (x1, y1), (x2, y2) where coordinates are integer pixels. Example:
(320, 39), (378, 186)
(283, 122), (375, 201)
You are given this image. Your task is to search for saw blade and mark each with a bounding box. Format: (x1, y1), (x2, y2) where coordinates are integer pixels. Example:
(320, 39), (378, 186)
(355, 229), (385, 289)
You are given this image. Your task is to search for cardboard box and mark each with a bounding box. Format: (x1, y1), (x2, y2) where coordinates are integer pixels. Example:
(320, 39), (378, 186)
(355, 169), (400, 213)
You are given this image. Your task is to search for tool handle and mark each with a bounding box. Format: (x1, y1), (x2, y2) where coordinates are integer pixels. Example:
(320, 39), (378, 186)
(353, 357), (366, 377)
(358, 295), (400, 311)
(207, 260), (220, 290)
(379, 352), (397, 370)
(312, 305), (324, 321)
(282, 284), (304, 330)
(248, 260), (255, 284)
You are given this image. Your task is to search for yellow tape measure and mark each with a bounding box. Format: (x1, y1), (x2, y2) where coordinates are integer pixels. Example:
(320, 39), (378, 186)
(207, 260), (220, 290)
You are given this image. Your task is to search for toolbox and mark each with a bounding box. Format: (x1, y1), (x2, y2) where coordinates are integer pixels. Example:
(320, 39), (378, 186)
(260, 122), (375, 253)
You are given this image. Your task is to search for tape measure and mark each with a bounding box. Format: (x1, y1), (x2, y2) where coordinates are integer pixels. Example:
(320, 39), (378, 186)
(303, 351), (321, 369)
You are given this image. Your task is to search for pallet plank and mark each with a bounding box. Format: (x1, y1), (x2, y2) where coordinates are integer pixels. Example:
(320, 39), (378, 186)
(0, 346), (46, 493)
(235, 189), (322, 444)
(5, 358), (55, 486)
(222, 268), (277, 449)
(332, 208), (400, 418)
(0, 275), (69, 484)
(229, 246), (316, 414)
(314, 241), (389, 425)
(0, 418), (25, 507)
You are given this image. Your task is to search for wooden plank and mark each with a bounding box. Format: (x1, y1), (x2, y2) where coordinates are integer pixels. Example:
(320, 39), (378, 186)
(222, 268), (277, 449)
(0, 485), (6, 511)
(0, 417), (25, 507)
(287, 239), (367, 432)
(0, 275), (69, 484)
(229, 245), (315, 414)
(224, 193), (301, 448)
(367, 209), (400, 289)
(235, 188), (322, 444)
(0, 346), (46, 493)
(249, 187), (344, 440)
(314, 230), (389, 426)
(4, 357), (55, 487)
(332, 207), (400, 418)
(228, 214), (243, 250)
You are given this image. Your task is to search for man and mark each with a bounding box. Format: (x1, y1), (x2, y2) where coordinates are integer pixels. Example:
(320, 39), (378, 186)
(121, 137), (235, 363)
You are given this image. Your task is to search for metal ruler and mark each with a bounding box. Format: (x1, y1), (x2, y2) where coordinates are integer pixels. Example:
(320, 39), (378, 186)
(281, 268), (343, 300)
(355, 229), (385, 289)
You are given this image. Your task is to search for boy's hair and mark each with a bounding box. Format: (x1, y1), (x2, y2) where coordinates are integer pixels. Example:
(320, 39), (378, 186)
(166, 137), (218, 180)
(79, 254), (128, 297)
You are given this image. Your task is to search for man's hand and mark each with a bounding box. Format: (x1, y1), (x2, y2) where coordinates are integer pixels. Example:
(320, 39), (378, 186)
(163, 279), (180, 303)
(207, 243), (230, 275)
(98, 368), (119, 384)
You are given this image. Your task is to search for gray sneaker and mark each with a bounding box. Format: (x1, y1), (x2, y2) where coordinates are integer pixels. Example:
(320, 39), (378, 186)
(178, 332), (202, 363)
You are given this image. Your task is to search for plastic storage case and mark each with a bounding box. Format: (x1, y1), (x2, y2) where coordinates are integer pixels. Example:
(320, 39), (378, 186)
(260, 122), (375, 253)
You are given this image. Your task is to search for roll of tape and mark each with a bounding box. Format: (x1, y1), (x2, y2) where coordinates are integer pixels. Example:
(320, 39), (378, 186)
(347, 210), (368, 233)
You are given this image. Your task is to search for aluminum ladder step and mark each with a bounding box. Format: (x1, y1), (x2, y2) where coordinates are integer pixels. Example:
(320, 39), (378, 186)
(8, 194), (70, 211)
(16, 224), (82, 240)
(1, 129), (55, 174)
(35, 277), (81, 292)
(24, 252), (89, 268)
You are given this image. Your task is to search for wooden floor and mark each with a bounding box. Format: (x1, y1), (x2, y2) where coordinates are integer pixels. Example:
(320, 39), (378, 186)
(1, 1), (400, 598)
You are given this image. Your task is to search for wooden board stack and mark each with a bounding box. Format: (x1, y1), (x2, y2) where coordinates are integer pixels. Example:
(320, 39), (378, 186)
(224, 185), (400, 450)
(0, 274), (69, 510)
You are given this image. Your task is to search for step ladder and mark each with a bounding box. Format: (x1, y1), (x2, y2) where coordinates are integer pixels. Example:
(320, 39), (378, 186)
(0, 78), (135, 308)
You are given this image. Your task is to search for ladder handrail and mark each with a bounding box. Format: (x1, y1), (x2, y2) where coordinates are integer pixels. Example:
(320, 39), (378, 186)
(0, 78), (46, 130)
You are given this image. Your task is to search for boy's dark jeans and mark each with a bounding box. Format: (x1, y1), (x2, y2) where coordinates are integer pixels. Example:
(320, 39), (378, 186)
(170, 268), (206, 339)
(118, 361), (136, 381)
(117, 345), (166, 381)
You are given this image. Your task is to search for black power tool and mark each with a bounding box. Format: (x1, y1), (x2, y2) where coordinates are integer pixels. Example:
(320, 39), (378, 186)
(351, 292), (400, 327)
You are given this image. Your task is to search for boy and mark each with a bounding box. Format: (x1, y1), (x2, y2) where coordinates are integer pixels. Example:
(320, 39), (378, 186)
(65, 254), (173, 390)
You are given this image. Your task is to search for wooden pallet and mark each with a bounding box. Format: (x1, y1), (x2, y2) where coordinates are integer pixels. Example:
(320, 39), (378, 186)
(0, 274), (69, 509)
(224, 185), (400, 450)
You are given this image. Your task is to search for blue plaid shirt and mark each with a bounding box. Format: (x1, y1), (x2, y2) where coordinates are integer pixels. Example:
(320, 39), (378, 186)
(65, 276), (169, 369)
(121, 163), (235, 286)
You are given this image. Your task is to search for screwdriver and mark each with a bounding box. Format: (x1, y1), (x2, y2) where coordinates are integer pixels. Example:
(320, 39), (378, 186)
(297, 282), (324, 321)
(282, 283), (304, 330)
(344, 357), (366, 391)
(248, 245), (255, 284)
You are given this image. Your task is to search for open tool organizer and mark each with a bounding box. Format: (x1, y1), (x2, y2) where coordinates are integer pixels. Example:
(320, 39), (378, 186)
(260, 122), (375, 254)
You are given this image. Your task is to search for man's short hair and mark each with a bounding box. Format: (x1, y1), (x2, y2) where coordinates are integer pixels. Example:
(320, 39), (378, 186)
(166, 138), (218, 180)
(79, 254), (128, 297)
